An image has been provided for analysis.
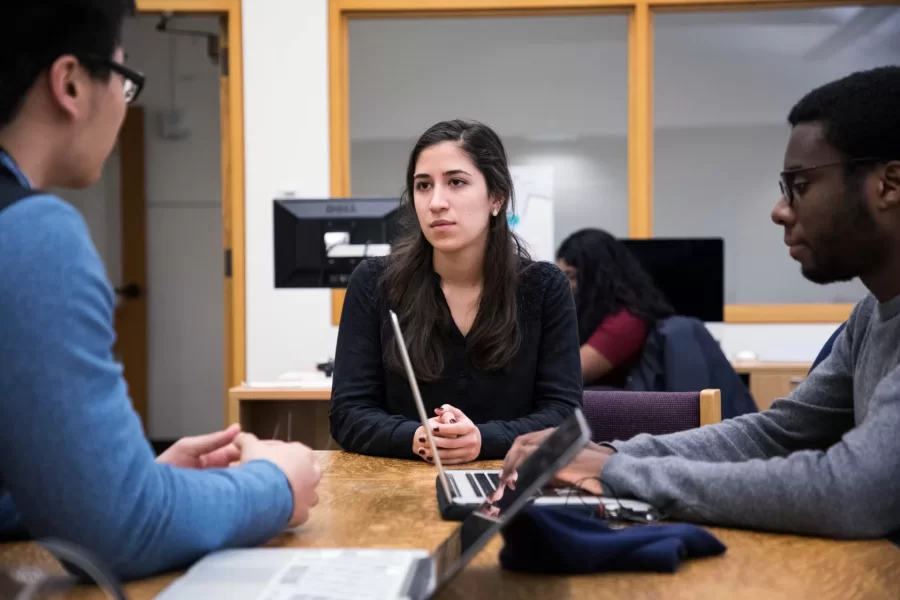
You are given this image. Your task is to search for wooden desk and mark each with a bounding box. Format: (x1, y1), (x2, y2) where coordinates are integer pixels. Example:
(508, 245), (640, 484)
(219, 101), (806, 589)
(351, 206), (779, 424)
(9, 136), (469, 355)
(2, 452), (898, 599)
(228, 385), (336, 450)
(732, 361), (812, 411)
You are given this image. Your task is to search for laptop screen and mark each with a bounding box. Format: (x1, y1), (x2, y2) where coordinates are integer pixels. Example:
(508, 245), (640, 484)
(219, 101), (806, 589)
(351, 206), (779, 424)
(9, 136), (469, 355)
(428, 409), (590, 591)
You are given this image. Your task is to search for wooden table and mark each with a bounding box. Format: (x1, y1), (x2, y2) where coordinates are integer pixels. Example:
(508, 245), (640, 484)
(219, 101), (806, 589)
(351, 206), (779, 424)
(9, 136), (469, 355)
(2, 452), (898, 599)
(228, 385), (336, 450)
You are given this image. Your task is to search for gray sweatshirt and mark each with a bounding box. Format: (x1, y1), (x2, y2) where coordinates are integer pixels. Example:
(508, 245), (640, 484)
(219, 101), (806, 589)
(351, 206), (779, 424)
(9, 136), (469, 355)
(602, 293), (900, 539)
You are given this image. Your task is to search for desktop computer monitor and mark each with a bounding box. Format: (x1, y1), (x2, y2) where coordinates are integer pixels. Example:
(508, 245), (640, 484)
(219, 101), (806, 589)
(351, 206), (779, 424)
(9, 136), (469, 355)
(620, 237), (724, 322)
(273, 198), (401, 288)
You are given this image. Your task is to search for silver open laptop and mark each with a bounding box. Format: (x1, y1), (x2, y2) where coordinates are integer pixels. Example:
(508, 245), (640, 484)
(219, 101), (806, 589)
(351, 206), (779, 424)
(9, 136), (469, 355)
(156, 371), (594, 599)
(387, 310), (656, 519)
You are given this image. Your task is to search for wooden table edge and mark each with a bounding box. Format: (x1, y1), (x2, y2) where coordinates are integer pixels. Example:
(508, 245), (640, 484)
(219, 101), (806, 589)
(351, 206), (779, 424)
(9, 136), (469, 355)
(229, 386), (332, 401)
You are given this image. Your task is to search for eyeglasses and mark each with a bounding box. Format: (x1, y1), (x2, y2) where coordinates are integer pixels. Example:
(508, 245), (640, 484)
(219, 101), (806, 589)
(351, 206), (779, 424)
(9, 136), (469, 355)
(779, 157), (886, 207)
(81, 55), (146, 104)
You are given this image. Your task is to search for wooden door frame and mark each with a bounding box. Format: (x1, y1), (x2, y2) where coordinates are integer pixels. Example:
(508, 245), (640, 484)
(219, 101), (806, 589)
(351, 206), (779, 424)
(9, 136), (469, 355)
(115, 106), (148, 427)
(136, 0), (245, 426)
(328, 0), (894, 324)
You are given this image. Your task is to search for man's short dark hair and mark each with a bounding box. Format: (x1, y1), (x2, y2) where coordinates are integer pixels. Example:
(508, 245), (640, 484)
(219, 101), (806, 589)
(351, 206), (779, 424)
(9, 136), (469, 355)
(788, 65), (900, 163)
(0, 1), (135, 127)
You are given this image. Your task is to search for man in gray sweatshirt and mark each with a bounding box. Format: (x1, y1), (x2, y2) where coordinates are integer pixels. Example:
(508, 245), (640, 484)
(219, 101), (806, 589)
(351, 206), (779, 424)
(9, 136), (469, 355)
(499, 66), (900, 539)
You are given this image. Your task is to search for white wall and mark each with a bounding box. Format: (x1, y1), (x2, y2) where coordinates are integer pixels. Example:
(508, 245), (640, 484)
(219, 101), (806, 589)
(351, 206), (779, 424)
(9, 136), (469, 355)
(241, 3), (891, 378)
(66, 16), (225, 439)
(708, 323), (838, 362)
(243, 0), (335, 381)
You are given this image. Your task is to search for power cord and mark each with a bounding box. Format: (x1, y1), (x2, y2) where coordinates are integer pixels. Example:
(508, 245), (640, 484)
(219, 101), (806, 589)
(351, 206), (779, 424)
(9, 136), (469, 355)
(557, 477), (662, 526)
(597, 475), (744, 528)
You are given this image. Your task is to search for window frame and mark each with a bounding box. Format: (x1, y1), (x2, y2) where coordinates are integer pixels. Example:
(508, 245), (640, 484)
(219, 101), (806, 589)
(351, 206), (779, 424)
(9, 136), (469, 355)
(327, 0), (887, 325)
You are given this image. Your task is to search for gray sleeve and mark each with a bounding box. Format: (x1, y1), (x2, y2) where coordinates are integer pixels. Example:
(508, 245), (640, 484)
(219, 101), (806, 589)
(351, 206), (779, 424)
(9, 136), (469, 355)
(600, 316), (900, 538)
(611, 324), (856, 463)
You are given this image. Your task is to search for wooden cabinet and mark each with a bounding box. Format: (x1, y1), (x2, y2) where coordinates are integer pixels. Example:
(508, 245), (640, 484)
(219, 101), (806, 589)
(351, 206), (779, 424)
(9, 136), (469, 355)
(228, 385), (337, 450)
(733, 361), (811, 411)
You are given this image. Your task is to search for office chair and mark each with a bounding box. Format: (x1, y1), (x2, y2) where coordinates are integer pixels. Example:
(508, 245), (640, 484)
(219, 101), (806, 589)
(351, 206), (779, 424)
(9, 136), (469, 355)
(582, 389), (721, 444)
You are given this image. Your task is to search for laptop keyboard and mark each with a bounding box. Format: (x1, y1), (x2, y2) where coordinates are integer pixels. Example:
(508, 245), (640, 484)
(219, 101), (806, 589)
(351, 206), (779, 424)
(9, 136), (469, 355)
(259, 551), (417, 600)
(457, 471), (599, 501)
(465, 472), (501, 498)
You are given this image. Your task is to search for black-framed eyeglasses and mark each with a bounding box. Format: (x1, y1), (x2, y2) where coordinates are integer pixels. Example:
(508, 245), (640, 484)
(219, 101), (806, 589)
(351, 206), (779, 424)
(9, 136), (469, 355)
(779, 157), (886, 207)
(81, 55), (146, 104)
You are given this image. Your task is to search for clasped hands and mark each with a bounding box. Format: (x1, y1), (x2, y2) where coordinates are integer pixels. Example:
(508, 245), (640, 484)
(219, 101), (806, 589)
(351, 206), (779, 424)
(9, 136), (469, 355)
(156, 423), (321, 528)
(412, 404), (482, 465)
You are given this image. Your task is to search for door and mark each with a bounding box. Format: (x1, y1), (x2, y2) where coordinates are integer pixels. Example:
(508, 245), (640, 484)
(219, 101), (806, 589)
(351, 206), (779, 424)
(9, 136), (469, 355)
(220, 14), (241, 426)
(113, 106), (149, 428)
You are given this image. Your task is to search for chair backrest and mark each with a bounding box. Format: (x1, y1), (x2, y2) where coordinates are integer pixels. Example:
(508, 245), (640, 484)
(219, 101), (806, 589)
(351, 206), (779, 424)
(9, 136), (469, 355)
(655, 316), (757, 418)
(810, 322), (846, 374)
(582, 388), (721, 443)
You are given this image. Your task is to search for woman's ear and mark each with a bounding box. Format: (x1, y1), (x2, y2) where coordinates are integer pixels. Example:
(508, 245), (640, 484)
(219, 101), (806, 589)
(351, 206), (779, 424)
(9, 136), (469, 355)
(490, 195), (504, 218)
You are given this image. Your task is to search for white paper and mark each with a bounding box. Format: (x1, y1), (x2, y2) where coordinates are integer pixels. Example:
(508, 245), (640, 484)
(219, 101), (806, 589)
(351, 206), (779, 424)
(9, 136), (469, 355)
(509, 165), (555, 262)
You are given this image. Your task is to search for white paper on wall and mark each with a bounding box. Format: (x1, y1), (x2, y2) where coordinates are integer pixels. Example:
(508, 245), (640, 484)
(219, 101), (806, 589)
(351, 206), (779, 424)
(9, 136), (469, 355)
(509, 165), (555, 262)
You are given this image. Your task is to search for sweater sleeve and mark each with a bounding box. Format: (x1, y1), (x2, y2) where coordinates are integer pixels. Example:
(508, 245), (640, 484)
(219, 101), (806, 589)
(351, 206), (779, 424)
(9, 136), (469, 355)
(609, 314), (857, 463)
(600, 306), (900, 538)
(585, 309), (648, 366)
(329, 259), (420, 458)
(0, 197), (294, 580)
(477, 265), (584, 458)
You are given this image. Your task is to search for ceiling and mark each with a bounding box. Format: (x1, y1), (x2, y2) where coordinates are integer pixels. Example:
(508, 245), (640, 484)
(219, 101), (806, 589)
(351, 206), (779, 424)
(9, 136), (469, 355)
(348, 8), (900, 140)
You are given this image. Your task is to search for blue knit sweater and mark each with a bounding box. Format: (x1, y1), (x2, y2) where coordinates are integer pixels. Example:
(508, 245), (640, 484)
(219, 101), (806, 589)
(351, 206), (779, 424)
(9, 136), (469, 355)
(0, 193), (293, 580)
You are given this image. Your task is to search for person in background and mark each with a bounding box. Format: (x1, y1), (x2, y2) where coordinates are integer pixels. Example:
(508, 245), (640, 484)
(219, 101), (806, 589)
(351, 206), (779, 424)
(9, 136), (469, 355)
(0, 0), (320, 580)
(556, 228), (673, 387)
(499, 66), (900, 539)
(329, 119), (583, 465)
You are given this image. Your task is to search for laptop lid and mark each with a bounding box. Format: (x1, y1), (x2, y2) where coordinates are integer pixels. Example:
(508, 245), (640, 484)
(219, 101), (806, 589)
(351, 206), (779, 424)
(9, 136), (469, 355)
(424, 408), (591, 598)
(388, 309), (455, 502)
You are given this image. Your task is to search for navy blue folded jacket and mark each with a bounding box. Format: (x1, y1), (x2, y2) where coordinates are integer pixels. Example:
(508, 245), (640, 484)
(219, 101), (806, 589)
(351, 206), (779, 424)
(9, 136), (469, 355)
(499, 507), (726, 574)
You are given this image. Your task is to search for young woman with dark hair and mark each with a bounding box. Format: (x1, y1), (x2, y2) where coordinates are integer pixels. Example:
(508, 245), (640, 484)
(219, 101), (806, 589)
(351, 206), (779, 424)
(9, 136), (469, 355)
(329, 119), (582, 464)
(556, 228), (674, 387)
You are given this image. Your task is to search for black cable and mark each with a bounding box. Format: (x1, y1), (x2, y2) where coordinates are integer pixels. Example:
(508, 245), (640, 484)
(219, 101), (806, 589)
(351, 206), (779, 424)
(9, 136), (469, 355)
(549, 477), (669, 526)
(598, 477), (668, 525)
(24, 539), (127, 600)
(598, 475), (742, 527)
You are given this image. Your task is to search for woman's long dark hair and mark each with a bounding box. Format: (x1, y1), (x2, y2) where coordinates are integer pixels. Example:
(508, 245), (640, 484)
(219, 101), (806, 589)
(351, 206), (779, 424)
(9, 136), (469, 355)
(556, 228), (673, 345)
(382, 119), (530, 381)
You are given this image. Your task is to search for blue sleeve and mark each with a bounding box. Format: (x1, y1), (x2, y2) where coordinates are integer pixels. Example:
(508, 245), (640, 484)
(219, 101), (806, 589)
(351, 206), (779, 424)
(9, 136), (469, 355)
(0, 197), (294, 580)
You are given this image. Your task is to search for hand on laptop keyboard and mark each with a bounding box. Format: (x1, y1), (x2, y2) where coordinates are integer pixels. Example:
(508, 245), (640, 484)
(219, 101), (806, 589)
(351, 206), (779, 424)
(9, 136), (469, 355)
(495, 429), (613, 499)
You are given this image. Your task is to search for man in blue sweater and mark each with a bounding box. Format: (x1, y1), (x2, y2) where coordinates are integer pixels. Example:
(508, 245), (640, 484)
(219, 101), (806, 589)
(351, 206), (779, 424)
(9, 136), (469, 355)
(0, 0), (321, 580)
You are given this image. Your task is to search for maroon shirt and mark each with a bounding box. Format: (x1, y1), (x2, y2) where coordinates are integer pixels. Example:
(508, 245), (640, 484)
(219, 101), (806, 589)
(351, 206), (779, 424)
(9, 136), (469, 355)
(585, 309), (648, 387)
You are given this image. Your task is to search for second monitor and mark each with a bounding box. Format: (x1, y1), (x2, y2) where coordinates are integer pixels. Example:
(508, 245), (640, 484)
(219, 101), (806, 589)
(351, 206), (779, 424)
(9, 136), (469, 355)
(274, 197), (401, 288)
(620, 237), (724, 323)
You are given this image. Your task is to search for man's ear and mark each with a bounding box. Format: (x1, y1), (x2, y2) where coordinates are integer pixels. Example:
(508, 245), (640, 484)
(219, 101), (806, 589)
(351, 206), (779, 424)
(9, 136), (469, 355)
(46, 55), (84, 120)
(879, 160), (900, 211)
